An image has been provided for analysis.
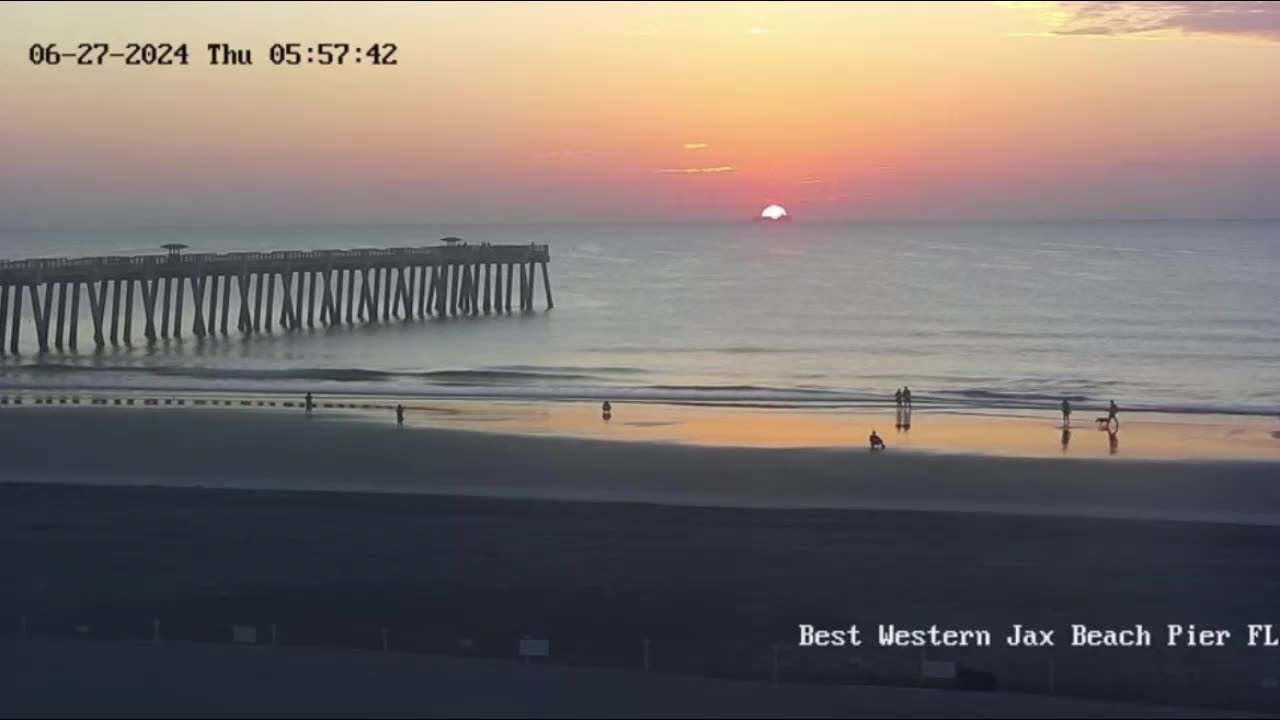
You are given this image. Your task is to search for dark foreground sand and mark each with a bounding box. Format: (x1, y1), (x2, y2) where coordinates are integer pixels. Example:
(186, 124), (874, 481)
(3, 408), (1280, 715)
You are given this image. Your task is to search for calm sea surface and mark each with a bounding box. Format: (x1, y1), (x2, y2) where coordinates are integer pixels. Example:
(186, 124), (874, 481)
(1, 221), (1276, 416)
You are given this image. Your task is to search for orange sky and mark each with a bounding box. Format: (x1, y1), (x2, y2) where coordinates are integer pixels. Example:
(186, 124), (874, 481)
(2, 1), (1278, 224)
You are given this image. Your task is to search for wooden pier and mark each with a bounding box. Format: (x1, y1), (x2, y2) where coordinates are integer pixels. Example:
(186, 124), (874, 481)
(0, 242), (552, 354)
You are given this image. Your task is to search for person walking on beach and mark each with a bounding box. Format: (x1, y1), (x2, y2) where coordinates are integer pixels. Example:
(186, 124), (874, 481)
(902, 386), (912, 410)
(1061, 398), (1071, 427)
(1108, 399), (1119, 429)
(305, 392), (314, 416)
(894, 388), (903, 409)
(396, 404), (405, 429)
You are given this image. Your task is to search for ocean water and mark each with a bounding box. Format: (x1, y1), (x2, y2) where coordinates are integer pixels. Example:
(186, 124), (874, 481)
(0, 221), (1276, 416)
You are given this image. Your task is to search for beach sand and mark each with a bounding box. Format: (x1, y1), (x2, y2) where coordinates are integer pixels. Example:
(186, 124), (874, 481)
(3, 406), (1280, 714)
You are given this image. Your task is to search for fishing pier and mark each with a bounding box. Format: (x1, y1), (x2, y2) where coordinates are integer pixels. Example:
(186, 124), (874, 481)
(0, 241), (552, 354)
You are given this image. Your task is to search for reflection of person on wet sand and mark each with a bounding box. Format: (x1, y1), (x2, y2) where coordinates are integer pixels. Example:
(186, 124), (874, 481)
(1061, 427), (1071, 452)
(1108, 428), (1119, 455)
(869, 430), (885, 451)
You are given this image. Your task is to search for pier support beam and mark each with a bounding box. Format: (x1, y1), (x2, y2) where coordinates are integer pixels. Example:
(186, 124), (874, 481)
(519, 263), (528, 311)
(90, 280), (107, 348)
(173, 277), (184, 339)
(505, 263), (514, 311)
(345, 269), (356, 324)
(280, 271), (296, 330)
(305, 271), (317, 329)
(449, 264), (460, 316)
(124, 279), (135, 343)
(191, 275), (207, 338)
(221, 274), (233, 336)
(292, 271), (304, 331)
(458, 266), (470, 314)
(10, 284), (23, 353)
(107, 279), (121, 346)
(334, 269), (345, 325)
(253, 273), (265, 332)
(483, 264), (492, 314)
(427, 266), (438, 316)
(266, 273), (276, 332)
(27, 284), (47, 353)
(382, 267), (393, 321)
(160, 277), (171, 340)
(208, 274), (219, 336)
(493, 264), (502, 312)
(54, 282), (68, 350)
(470, 264), (480, 315)
(541, 262), (553, 310)
(69, 282), (80, 351)
(0, 285), (8, 355)
(237, 273), (253, 334)
(141, 278), (157, 342)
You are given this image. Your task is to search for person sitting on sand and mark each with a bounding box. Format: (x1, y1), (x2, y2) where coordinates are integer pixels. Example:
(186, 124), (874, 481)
(1061, 398), (1071, 427)
(869, 430), (885, 451)
(396, 404), (404, 428)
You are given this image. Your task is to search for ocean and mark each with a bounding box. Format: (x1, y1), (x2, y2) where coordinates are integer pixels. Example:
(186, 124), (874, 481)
(0, 221), (1276, 417)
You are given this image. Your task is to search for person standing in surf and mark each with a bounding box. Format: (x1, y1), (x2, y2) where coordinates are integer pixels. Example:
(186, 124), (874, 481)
(1061, 398), (1071, 427)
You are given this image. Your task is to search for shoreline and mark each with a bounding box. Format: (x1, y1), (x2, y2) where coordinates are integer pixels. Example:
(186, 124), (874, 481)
(2, 386), (1277, 461)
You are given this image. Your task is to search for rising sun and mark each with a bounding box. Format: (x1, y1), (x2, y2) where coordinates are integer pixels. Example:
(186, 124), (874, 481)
(756, 204), (791, 222)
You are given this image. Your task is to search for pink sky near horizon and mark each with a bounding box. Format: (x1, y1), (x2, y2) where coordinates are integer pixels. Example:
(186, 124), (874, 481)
(2, 1), (1279, 226)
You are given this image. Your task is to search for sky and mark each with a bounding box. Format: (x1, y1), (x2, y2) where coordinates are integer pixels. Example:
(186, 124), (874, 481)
(2, 1), (1279, 225)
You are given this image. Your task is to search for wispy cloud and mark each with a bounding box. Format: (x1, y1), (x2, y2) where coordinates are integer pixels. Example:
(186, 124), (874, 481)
(1004, 1), (1280, 42)
(653, 166), (736, 175)
(796, 177), (825, 185)
(682, 143), (708, 150)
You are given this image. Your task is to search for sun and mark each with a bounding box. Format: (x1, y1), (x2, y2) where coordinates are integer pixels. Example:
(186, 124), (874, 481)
(760, 204), (788, 220)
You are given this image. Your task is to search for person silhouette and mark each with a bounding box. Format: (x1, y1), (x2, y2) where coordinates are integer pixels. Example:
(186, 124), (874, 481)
(305, 392), (314, 416)
(602, 400), (612, 421)
(1061, 398), (1071, 428)
(396, 404), (404, 428)
(869, 429), (886, 451)
(894, 388), (903, 409)
(902, 386), (912, 410)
